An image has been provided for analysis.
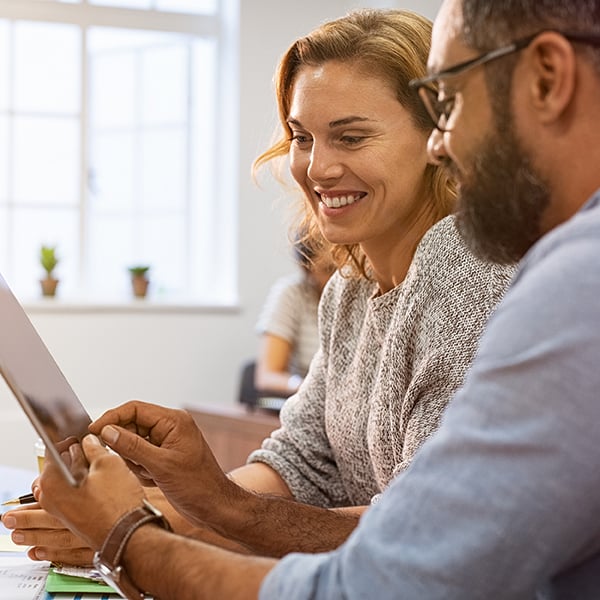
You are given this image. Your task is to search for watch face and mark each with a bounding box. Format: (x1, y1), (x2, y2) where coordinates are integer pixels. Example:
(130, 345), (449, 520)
(93, 557), (124, 592)
(93, 553), (142, 598)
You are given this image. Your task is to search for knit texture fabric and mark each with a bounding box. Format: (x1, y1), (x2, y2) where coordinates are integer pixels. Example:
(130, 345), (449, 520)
(247, 216), (517, 507)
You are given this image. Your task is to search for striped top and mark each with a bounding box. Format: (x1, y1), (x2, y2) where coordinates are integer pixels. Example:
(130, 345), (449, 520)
(255, 272), (320, 377)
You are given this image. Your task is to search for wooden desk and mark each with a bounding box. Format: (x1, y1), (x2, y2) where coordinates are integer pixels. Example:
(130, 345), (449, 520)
(185, 403), (280, 473)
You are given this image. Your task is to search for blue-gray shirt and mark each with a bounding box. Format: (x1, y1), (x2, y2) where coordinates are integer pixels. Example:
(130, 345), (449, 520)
(260, 191), (600, 600)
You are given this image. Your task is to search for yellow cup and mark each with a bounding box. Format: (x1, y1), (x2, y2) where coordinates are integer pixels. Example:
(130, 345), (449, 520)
(34, 438), (46, 473)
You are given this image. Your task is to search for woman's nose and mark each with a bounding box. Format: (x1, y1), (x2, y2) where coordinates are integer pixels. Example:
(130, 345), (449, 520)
(427, 128), (447, 165)
(307, 144), (343, 182)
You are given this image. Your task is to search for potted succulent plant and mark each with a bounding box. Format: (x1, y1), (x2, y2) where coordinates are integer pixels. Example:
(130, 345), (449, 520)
(128, 265), (151, 298)
(40, 245), (59, 297)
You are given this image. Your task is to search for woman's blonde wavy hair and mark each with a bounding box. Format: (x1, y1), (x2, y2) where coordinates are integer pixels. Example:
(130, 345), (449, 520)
(253, 9), (456, 278)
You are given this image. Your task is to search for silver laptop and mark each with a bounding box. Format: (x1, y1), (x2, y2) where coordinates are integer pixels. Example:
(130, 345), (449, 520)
(0, 273), (92, 486)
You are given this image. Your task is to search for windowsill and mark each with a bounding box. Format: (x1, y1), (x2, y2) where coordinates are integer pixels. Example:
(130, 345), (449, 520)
(22, 297), (240, 315)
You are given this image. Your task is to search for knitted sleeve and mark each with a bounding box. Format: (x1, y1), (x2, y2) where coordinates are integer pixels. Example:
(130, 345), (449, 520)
(247, 274), (353, 506)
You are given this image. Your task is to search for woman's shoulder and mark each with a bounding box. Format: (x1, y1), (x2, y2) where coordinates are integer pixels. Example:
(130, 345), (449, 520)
(417, 215), (516, 275)
(318, 270), (377, 322)
(408, 215), (517, 295)
(416, 214), (463, 254)
(321, 270), (375, 301)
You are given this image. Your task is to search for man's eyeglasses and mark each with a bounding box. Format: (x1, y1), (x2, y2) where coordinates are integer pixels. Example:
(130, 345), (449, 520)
(409, 30), (600, 133)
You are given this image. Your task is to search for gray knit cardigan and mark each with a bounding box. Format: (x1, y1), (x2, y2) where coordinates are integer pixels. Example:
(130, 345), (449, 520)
(248, 216), (516, 508)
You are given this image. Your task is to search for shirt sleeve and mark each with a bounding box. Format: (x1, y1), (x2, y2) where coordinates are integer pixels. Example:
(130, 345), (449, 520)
(259, 216), (600, 599)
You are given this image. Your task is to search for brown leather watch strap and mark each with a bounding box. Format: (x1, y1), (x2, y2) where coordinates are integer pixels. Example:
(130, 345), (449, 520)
(98, 501), (168, 570)
(95, 498), (172, 598)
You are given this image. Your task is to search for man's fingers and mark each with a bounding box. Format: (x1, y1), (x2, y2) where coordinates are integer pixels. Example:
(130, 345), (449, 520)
(90, 400), (163, 436)
(68, 442), (90, 482)
(12, 526), (85, 549)
(1, 507), (66, 530)
(28, 545), (94, 566)
(98, 425), (160, 469)
(81, 434), (110, 461)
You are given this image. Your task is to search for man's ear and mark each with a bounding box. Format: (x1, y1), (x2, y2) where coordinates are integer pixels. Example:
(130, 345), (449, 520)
(525, 32), (577, 124)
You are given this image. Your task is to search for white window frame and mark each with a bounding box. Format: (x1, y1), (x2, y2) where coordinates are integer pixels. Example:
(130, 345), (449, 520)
(0, 0), (239, 309)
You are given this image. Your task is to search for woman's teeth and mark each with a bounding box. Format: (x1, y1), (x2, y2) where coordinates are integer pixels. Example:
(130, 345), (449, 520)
(320, 194), (361, 208)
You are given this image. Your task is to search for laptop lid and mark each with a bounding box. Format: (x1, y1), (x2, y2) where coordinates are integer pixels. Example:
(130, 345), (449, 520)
(0, 273), (91, 486)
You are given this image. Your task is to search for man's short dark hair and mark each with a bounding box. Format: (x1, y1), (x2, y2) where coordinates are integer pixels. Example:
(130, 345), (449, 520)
(461, 0), (600, 74)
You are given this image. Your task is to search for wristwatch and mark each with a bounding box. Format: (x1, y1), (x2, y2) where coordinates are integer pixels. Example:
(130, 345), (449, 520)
(93, 498), (171, 600)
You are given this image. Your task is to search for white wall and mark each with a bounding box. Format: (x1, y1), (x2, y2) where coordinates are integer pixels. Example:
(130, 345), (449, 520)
(0, 0), (442, 470)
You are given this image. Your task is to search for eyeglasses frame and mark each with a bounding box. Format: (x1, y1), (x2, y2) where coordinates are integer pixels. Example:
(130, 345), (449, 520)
(409, 30), (600, 132)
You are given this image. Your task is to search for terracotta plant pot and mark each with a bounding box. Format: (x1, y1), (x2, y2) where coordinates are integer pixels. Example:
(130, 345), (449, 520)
(40, 277), (59, 297)
(131, 275), (149, 298)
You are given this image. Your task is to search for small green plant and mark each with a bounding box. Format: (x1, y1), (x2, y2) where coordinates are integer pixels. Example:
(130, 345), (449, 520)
(128, 265), (150, 278)
(40, 245), (59, 277)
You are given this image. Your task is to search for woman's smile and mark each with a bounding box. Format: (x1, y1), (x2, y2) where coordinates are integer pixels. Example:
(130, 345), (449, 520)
(318, 191), (367, 209)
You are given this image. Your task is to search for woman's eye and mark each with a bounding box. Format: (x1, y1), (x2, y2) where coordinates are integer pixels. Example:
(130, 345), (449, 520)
(290, 133), (312, 146)
(340, 135), (366, 145)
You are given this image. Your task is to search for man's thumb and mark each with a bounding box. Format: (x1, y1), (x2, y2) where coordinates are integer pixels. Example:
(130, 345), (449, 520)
(100, 425), (154, 466)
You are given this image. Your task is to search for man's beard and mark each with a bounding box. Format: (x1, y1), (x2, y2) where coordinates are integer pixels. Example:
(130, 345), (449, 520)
(454, 112), (550, 265)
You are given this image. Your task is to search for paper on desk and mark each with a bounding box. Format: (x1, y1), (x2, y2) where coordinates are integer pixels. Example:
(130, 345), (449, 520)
(0, 554), (48, 600)
(0, 533), (24, 552)
(53, 564), (105, 581)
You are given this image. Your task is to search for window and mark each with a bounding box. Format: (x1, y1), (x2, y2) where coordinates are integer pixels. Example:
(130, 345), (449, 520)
(0, 0), (238, 305)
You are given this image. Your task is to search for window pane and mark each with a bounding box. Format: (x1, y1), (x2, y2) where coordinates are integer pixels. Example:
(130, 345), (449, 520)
(140, 213), (186, 296)
(141, 44), (187, 125)
(156, 0), (217, 14)
(86, 216), (133, 298)
(0, 22), (9, 111)
(0, 206), (7, 275)
(14, 22), (80, 114)
(91, 0), (151, 8)
(87, 213), (186, 299)
(0, 116), (7, 204)
(87, 26), (206, 299)
(140, 128), (186, 211)
(89, 50), (136, 129)
(89, 131), (135, 212)
(190, 38), (222, 301)
(12, 207), (79, 298)
(13, 116), (80, 205)
(91, 0), (216, 12)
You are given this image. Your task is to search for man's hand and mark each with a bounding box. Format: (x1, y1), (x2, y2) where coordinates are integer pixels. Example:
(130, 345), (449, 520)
(89, 401), (239, 525)
(39, 434), (145, 551)
(1, 505), (93, 565)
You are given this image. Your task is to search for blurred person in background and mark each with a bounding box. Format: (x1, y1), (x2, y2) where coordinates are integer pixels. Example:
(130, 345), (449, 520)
(243, 231), (334, 410)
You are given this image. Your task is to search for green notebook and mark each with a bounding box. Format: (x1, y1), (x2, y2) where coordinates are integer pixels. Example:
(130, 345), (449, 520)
(45, 568), (116, 594)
